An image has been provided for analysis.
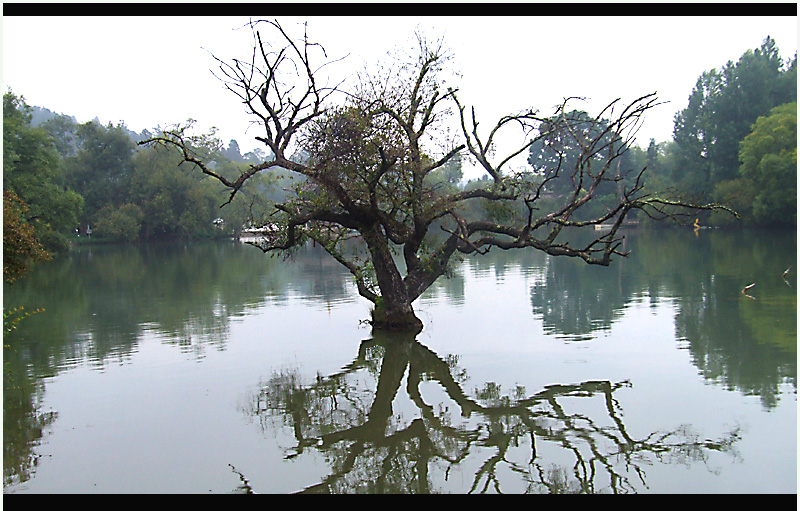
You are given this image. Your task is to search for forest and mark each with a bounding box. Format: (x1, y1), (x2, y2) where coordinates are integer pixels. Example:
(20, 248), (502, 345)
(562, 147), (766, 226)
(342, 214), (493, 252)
(3, 36), (796, 283)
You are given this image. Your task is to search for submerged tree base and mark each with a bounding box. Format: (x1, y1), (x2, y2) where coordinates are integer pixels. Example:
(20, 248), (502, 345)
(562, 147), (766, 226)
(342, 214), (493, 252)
(370, 305), (424, 334)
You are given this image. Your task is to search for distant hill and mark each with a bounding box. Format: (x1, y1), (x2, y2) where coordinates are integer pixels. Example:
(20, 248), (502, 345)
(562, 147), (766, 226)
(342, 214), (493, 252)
(29, 105), (78, 127)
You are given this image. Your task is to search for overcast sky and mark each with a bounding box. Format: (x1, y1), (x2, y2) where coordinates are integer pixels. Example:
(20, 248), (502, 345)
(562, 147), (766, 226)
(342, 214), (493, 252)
(3, 14), (797, 175)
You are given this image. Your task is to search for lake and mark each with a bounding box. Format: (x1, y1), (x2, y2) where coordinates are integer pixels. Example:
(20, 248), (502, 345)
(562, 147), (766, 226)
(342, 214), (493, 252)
(3, 227), (796, 493)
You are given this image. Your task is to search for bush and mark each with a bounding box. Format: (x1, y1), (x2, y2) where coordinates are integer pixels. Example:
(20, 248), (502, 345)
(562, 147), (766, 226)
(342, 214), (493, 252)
(94, 204), (144, 242)
(37, 230), (71, 253)
(3, 190), (51, 282)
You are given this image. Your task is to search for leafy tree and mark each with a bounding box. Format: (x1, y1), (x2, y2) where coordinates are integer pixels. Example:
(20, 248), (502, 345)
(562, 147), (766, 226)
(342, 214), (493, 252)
(709, 177), (757, 227)
(143, 20), (729, 332)
(527, 109), (644, 223)
(528, 110), (626, 197)
(737, 101), (797, 226)
(40, 112), (79, 157)
(212, 158), (281, 239)
(430, 149), (463, 186)
(3, 190), (50, 336)
(3, 190), (51, 283)
(94, 203), (145, 242)
(3, 91), (83, 249)
(671, 37), (796, 196)
(645, 138), (658, 170)
(128, 142), (223, 239)
(63, 120), (136, 228)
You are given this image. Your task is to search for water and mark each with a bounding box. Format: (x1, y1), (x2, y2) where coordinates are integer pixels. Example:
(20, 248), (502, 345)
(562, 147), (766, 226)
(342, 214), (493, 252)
(3, 228), (796, 493)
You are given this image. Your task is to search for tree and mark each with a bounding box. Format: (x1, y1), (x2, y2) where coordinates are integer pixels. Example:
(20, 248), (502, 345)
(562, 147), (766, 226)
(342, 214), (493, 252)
(526, 108), (643, 223)
(3, 190), (50, 335)
(93, 203), (144, 242)
(40, 112), (79, 157)
(737, 101), (797, 226)
(3, 190), (51, 283)
(222, 139), (243, 161)
(527, 109), (626, 198)
(129, 143), (222, 240)
(3, 91), (83, 250)
(63, 120), (136, 228)
(645, 138), (659, 173)
(211, 157), (282, 239)
(671, 37), (796, 196)
(431, 149), (463, 186)
(142, 20), (729, 332)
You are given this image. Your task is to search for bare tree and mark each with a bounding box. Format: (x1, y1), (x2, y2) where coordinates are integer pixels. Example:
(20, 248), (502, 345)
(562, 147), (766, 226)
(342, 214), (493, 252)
(141, 19), (732, 332)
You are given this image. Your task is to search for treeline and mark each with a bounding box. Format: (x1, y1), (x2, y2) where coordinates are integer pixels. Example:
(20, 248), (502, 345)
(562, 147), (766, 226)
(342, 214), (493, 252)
(647, 36), (796, 227)
(3, 91), (290, 263)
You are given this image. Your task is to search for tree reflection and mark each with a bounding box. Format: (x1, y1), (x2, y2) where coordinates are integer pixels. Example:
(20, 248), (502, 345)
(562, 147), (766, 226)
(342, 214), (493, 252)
(1, 241), (357, 487)
(2, 359), (56, 487)
(245, 332), (741, 494)
(2, 242), (355, 374)
(527, 227), (796, 408)
(637, 228), (796, 408)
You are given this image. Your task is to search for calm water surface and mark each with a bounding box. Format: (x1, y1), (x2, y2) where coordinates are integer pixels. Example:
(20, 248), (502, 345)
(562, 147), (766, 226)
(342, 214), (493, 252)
(3, 228), (796, 493)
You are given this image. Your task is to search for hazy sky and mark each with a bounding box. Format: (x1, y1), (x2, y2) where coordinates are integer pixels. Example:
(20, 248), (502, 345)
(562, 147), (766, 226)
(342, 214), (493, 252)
(3, 14), (797, 174)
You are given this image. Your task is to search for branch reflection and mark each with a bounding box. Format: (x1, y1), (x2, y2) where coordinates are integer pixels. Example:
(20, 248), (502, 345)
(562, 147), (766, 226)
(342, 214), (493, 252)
(245, 331), (741, 494)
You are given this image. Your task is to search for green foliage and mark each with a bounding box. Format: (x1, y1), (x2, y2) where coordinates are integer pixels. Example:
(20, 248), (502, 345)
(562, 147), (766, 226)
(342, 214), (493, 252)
(671, 37), (796, 197)
(3, 91), (84, 235)
(129, 145), (225, 239)
(3, 190), (52, 283)
(3, 189), (50, 338)
(631, 37), (798, 227)
(527, 109), (639, 220)
(40, 112), (79, 157)
(4, 306), (44, 336)
(37, 230), (72, 254)
(5, 90), (279, 251)
(427, 151), (463, 186)
(94, 203), (145, 242)
(737, 101), (797, 226)
(528, 110), (606, 197)
(710, 178), (757, 227)
(63, 120), (136, 225)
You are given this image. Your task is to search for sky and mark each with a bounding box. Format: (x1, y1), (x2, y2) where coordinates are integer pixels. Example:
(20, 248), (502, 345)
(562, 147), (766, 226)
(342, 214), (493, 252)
(2, 14), (797, 178)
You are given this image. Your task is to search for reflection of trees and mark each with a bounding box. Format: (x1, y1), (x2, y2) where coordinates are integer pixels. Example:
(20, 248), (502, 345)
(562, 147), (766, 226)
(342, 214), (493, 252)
(288, 243), (356, 306)
(522, 227), (796, 408)
(2, 357), (57, 487)
(636, 228), (797, 409)
(245, 333), (740, 494)
(2, 242), (355, 375)
(1, 241), (356, 487)
(529, 246), (635, 341)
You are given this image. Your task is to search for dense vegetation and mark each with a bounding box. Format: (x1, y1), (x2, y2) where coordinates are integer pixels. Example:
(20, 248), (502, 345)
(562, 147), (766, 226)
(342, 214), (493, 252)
(627, 36), (796, 227)
(2, 36), (795, 275)
(3, 94), (290, 251)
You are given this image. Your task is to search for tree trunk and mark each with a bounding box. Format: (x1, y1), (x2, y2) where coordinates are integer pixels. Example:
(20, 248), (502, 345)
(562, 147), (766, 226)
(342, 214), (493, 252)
(370, 298), (423, 333)
(363, 228), (424, 333)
